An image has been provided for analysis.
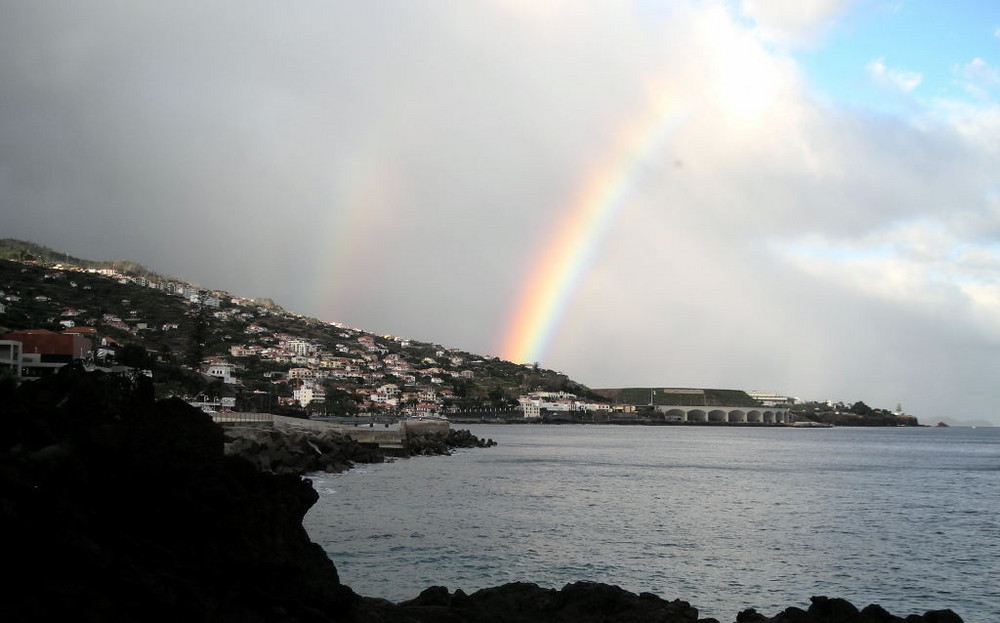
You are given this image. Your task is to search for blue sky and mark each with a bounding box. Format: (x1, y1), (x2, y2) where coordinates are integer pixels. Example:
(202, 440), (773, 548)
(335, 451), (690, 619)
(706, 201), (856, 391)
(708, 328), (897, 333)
(795, 0), (999, 114)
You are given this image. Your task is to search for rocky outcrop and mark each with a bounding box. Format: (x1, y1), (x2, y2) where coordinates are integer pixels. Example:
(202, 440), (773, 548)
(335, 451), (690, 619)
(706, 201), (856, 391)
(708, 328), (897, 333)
(0, 365), (965, 623)
(224, 425), (386, 474)
(349, 585), (963, 623)
(222, 424), (497, 474)
(404, 428), (497, 456)
(354, 581), (702, 622)
(731, 595), (964, 623)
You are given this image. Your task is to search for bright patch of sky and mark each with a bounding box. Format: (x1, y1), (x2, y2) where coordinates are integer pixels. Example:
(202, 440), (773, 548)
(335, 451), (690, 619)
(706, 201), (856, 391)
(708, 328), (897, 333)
(771, 0), (1000, 342)
(794, 0), (1000, 115)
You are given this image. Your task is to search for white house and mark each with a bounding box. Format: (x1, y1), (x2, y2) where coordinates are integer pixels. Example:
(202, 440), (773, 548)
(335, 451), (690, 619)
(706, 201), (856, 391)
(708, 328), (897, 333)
(519, 398), (542, 418)
(205, 362), (237, 384)
(293, 386), (326, 407)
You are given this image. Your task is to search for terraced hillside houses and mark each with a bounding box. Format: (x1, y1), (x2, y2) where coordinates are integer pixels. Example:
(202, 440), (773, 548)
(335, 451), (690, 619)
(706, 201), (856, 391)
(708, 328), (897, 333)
(0, 255), (589, 416)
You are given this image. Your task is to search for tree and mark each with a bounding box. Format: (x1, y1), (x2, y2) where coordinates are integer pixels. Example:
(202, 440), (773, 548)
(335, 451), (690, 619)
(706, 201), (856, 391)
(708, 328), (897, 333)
(323, 387), (358, 417)
(117, 342), (152, 369)
(185, 305), (206, 367)
(850, 401), (873, 416)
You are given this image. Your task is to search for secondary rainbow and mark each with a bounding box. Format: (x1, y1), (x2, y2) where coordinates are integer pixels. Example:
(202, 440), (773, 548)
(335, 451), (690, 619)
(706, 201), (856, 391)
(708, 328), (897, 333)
(499, 91), (689, 364)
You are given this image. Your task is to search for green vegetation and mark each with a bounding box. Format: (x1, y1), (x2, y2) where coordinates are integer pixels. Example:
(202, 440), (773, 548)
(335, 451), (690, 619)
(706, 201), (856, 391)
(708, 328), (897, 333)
(0, 238), (160, 278)
(790, 401), (918, 426)
(596, 387), (760, 407)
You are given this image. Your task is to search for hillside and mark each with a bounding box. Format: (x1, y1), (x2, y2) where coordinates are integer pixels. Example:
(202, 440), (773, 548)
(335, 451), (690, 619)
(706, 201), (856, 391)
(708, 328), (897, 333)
(0, 238), (160, 278)
(0, 240), (920, 424)
(0, 245), (595, 416)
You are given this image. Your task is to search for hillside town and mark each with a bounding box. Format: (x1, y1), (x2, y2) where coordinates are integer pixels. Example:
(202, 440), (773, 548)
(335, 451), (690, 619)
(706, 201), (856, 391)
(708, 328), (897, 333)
(0, 253), (597, 417)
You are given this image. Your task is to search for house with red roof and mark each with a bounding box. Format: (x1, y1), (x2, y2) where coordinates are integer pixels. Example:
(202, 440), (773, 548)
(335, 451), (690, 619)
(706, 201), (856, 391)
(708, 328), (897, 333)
(0, 329), (92, 379)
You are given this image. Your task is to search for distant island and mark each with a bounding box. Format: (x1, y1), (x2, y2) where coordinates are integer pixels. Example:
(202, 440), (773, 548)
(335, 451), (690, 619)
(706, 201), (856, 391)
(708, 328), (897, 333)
(1, 238), (918, 426)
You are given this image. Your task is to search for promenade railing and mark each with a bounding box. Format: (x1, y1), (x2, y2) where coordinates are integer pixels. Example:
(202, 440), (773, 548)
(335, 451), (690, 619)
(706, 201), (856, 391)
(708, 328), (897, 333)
(210, 412), (275, 426)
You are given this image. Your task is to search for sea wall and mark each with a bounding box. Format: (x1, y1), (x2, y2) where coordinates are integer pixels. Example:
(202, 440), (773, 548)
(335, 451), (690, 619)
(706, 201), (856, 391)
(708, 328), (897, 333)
(0, 365), (964, 623)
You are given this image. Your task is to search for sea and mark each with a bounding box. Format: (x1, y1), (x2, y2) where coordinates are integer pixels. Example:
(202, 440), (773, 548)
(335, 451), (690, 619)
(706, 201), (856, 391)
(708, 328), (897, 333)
(302, 424), (1000, 622)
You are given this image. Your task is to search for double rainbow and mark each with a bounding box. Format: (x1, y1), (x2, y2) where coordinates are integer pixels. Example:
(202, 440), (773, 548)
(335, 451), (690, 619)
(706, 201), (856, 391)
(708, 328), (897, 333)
(498, 91), (689, 364)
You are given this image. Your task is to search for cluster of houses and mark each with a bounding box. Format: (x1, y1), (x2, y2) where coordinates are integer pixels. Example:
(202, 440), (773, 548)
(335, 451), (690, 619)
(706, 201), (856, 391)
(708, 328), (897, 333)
(517, 391), (612, 418)
(0, 328), (94, 379)
(206, 327), (483, 414)
(1, 264), (217, 377)
(3, 262), (489, 414)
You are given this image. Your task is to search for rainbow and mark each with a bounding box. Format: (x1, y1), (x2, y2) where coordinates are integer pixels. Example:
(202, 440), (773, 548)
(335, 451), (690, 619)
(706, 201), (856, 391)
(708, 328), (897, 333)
(309, 148), (399, 319)
(498, 91), (689, 364)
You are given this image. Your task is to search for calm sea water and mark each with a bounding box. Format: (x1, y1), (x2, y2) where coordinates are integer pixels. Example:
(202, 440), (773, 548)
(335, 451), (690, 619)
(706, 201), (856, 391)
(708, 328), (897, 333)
(303, 425), (999, 622)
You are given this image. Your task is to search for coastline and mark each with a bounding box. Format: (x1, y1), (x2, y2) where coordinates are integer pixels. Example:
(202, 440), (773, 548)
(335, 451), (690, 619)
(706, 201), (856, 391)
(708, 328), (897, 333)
(0, 367), (965, 622)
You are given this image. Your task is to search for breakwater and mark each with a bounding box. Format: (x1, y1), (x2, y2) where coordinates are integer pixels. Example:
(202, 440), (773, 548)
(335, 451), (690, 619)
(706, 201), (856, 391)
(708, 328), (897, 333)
(223, 415), (496, 475)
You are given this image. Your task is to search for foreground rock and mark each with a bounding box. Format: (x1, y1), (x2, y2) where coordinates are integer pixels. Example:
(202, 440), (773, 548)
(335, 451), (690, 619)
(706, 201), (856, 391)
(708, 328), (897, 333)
(1, 365), (354, 622)
(352, 582), (702, 622)
(0, 365), (964, 623)
(732, 596), (963, 623)
(351, 587), (963, 623)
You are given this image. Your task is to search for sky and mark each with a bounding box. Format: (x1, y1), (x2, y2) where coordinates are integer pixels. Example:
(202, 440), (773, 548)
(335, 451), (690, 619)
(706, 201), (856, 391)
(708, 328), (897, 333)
(2, 1), (998, 425)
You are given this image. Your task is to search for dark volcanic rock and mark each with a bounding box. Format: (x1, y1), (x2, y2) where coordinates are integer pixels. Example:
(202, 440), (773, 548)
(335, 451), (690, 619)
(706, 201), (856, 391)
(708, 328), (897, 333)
(224, 426), (384, 475)
(355, 581), (702, 623)
(1, 364), (355, 622)
(403, 428), (496, 457)
(745, 596), (964, 623)
(224, 423), (494, 474)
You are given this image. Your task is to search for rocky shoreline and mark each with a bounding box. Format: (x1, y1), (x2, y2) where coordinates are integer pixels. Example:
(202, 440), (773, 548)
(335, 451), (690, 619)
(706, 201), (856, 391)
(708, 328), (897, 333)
(0, 365), (964, 623)
(223, 421), (496, 476)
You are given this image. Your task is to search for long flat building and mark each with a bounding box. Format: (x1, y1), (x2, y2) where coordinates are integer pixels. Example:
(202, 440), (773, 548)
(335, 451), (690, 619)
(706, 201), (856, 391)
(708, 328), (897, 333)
(592, 387), (792, 424)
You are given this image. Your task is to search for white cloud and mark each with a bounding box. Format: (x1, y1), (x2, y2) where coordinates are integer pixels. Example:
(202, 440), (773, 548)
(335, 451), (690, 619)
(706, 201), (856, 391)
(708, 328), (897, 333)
(962, 58), (1000, 85)
(740, 0), (857, 48)
(953, 57), (1000, 103)
(866, 57), (923, 92)
(928, 98), (1000, 152)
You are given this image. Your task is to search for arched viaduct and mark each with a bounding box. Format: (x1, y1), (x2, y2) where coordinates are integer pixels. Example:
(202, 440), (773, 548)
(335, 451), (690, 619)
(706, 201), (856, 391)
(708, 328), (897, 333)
(652, 405), (791, 424)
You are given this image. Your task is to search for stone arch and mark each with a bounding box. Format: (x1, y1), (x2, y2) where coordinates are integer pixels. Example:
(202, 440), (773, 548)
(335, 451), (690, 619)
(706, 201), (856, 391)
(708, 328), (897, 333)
(763, 411), (775, 424)
(728, 410), (747, 423)
(664, 409), (686, 422)
(747, 410), (762, 423)
(708, 409), (727, 422)
(687, 409), (707, 422)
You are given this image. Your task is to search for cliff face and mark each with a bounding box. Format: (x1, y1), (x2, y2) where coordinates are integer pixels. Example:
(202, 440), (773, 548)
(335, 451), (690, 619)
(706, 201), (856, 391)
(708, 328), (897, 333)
(0, 365), (964, 623)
